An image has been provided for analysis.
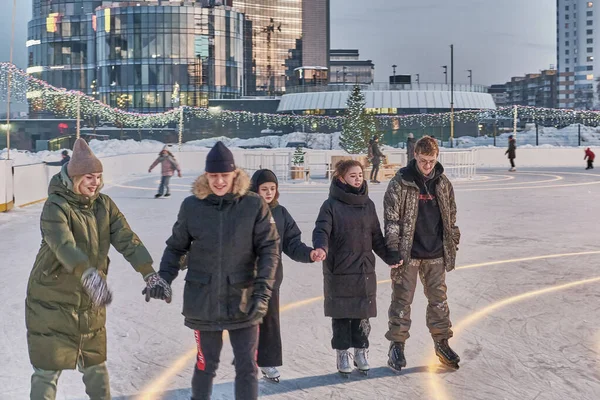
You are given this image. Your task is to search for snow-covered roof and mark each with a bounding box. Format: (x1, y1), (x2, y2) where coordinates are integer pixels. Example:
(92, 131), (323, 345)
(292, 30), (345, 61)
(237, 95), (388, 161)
(277, 90), (497, 112)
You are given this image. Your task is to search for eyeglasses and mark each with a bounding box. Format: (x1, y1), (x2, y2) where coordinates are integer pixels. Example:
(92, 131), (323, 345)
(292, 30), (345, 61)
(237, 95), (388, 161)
(416, 157), (437, 167)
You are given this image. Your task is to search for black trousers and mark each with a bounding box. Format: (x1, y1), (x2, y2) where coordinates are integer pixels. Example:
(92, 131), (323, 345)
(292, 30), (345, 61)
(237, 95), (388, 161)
(587, 159), (594, 169)
(509, 158), (515, 168)
(370, 164), (380, 181)
(257, 289), (282, 368)
(331, 318), (370, 350)
(191, 325), (259, 400)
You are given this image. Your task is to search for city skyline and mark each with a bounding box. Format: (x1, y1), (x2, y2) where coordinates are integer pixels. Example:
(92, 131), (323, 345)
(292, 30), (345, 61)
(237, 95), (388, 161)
(1, 0), (555, 89)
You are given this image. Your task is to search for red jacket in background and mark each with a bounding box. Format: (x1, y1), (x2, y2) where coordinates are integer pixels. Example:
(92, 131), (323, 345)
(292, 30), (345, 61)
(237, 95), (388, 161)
(585, 149), (595, 161)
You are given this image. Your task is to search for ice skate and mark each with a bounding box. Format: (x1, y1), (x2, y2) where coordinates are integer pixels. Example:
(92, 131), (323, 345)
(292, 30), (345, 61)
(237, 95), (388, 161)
(435, 339), (460, 370)
(260, 367), (280, 383)
(164, 193), (171, 198)
(154, 193), (162, 198)
(354, 348), (369, 375)
(509, 167), (516, 172)
(387, 342), (406, 372)
(336, 349), (353, 377)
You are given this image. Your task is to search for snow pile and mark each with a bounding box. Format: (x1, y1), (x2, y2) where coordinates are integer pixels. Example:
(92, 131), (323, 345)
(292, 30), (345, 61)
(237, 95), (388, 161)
(454, 124), (600, 148)
(185, 131), (342, 150)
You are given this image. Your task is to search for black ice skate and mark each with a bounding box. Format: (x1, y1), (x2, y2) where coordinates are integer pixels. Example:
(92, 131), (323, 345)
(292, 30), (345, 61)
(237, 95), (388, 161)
(164, 193), (171, 197)
(260, 367), (280, 383)
(387, 342), (406, 372)
(435, 339), (460, 370)
(154, 194), (162, 198)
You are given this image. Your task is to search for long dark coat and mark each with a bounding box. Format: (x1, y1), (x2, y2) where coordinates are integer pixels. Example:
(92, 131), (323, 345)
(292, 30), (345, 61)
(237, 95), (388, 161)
(312, 180), (387, 319)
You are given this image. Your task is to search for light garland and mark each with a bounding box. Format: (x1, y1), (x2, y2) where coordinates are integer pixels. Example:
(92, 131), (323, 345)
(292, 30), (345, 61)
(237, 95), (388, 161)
(3, 63), (600, 130)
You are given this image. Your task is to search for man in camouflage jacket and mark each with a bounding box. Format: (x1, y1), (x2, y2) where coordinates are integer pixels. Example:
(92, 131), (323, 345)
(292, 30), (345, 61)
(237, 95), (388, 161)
(383, 136), (461, 370)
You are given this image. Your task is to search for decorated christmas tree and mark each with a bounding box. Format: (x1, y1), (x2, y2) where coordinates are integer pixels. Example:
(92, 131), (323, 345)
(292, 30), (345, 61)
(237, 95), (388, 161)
(340, 85), (375, 154)
(292, 145), (305, 165)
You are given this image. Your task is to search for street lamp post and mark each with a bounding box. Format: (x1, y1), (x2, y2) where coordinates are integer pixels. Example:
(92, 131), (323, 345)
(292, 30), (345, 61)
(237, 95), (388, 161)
(467, 69), (472, 87)
(392, 64), (397, 80)
(450, 44), (455, 148)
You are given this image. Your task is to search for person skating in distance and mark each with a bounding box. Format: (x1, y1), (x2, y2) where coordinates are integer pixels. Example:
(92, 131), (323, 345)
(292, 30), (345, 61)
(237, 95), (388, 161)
(312, 160), (399, 377)
(26, 138), (170, 400)
(149, 146), (182, 198)
(383, 136), (461, 371)
(506, 135), (517, 172)
(585, 147), (595, 170)
(249, 169), (319, 383)
(150, 142), (280, 400)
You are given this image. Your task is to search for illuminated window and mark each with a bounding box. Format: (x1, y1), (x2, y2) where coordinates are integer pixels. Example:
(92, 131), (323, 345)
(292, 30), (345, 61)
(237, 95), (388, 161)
(588, 2), (594, 8)
(588, 56), (595, 61)
(587, 74), (594, 80)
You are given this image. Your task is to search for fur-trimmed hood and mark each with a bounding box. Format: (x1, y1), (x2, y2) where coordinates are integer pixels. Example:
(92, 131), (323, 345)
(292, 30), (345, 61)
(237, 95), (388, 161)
(192, 168), (251, 200)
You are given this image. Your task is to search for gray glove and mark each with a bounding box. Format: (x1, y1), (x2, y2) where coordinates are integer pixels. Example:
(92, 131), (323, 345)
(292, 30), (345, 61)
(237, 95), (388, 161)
(142, 272), (172, 303)
(81, 268), (113, 308)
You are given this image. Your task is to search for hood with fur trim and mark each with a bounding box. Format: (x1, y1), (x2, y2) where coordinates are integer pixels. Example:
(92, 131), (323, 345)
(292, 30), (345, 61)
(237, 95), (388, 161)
(192, 168), (251, 200)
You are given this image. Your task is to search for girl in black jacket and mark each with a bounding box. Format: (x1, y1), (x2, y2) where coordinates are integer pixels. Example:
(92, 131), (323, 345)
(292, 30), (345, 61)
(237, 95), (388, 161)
(312, 160), (391, 376)
(250, 169), (317, 382)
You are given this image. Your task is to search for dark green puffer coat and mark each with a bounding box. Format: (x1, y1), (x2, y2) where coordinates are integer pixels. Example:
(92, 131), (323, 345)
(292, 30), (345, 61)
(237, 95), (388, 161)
(26, 166), (154, 370)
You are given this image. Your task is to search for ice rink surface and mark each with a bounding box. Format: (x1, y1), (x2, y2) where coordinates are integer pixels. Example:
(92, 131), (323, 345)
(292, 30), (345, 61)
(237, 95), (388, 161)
(1, 168), (600, 400)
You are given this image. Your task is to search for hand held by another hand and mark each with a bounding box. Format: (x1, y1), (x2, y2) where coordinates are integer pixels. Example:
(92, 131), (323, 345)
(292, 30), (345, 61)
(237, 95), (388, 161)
(142, 272), (172, 303)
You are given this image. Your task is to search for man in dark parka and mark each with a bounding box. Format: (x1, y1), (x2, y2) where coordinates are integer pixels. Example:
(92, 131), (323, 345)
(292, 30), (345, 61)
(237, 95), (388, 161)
(153, 142), (280, 400)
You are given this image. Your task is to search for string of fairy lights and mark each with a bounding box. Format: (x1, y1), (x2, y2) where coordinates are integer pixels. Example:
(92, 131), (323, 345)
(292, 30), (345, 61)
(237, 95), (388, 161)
(2, 62), (600, 130)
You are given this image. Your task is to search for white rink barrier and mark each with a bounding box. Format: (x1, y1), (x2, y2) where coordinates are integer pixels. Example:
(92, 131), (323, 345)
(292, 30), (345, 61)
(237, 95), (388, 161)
(0, 160), (14, 212)
(1, 146), (598, 210)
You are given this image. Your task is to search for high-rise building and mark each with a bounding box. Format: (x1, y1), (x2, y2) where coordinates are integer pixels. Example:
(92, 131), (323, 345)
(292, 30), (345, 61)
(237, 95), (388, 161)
(329, 49), (375, 85)
(231, 0), (330, 96)
(501, 70), (558, 108)
(557, 0), (598, 109)
(27, 1), (245, 113)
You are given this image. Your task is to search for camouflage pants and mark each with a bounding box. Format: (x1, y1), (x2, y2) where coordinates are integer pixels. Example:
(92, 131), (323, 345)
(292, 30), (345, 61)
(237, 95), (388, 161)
(385, 257), (453, 343)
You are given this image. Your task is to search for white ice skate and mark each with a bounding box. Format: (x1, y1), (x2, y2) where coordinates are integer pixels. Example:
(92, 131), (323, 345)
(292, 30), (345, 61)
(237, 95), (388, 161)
(336, 350), (353, 377)
(354, 348), (369, 375)
(509, 167), (516, 172)
(260, 367), (280, 383)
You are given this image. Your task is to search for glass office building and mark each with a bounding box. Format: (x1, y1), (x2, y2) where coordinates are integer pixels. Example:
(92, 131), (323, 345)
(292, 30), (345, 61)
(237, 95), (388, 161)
(27, 1), (244, 113)
(95, 5), (244, 111)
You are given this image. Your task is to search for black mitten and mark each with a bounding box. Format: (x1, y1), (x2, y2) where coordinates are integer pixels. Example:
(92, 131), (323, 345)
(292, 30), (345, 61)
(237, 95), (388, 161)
(386, 250), (402, 266)
(247, 284), (271, 320)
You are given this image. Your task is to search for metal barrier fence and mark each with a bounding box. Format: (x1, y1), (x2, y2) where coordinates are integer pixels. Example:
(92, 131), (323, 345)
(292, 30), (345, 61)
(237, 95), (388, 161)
(242, 149), (477, 182)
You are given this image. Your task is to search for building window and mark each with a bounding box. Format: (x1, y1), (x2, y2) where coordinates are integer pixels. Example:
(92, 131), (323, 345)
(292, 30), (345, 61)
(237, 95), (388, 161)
(566, 58), (570, 64)
(588, 11), (594, 16)
(588, 2), (593, 8)
(566, 49), (570, 55)
(588, 29), (594, 34)
(566, 40), (570, 46)
(588, 47), (594, 52)
(566, 67), (570, 72)
(566, 23), (570, 28)
(566, 32), (570, 37)
(588, 56), (594, 61)
(588, 65), (594, 70)
(566, 14), (570, 19)
(587, 74), (595, 80)
(566, 5), (570, 11)
(588, 38), (594, 43)
(588, 20), (594, 26)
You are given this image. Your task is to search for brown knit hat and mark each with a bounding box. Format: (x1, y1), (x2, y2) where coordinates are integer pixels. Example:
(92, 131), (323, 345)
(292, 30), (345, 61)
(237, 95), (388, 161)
(67, 138), (103, 177)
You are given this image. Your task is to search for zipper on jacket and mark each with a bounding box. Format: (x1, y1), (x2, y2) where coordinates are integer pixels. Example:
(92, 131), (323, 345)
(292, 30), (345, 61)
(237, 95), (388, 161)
(217, 210), (223, 321)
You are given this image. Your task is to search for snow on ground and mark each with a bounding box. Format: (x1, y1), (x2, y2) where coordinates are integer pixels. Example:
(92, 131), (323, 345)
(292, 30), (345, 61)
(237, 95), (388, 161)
(1, 123), (599, 166)
(1, 169), (600, 399)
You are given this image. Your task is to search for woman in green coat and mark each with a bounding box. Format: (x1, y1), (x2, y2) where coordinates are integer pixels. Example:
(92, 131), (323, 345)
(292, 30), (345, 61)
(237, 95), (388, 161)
(25, 139), (172, 400)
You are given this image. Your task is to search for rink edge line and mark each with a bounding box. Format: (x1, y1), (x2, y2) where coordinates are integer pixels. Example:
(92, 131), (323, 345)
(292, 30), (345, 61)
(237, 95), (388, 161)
(426, 275), (600, 400)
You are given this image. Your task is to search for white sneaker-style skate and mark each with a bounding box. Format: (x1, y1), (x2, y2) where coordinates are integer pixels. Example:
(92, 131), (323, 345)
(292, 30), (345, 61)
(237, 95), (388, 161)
(336, 350), (353, 377)
(509, 167), (516, 172)
(260, 367), (280, 383)
(354, 348), (369, 375)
